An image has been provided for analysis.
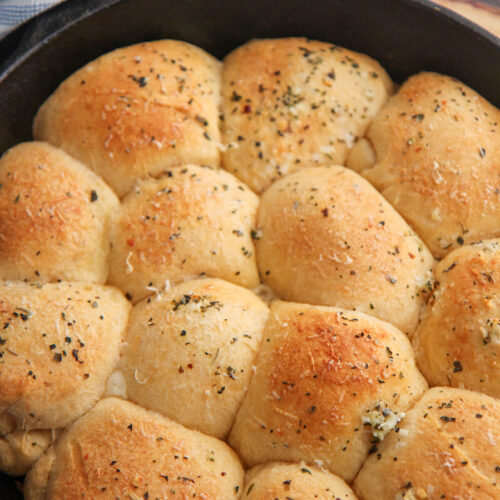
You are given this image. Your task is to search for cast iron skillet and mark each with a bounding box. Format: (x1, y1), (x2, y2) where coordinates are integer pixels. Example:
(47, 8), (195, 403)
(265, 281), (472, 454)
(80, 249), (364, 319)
(0, 0), (499, 497)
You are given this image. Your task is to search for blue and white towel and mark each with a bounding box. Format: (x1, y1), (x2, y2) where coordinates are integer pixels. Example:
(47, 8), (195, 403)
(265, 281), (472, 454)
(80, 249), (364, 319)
(0, 0), (64, 38)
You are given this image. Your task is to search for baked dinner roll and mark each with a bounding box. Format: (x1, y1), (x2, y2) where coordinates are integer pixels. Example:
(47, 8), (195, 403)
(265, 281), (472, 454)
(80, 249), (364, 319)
(413, 239), (500, 398)
(242, 462), (358, 499)
(0, 142), (118, 284)
(34, 40), (221, 197)
(121, 278), (269, 438)
(108, 164), (260, 303)
(354, 387), (500, 500)
(0, 282), (130, 475)
(25, 397), (244, 500)
(347, 72), (500, 258)
(256, 166), (434, 334)
(229, 301), (427, 482)
(222, 37), (393, 193)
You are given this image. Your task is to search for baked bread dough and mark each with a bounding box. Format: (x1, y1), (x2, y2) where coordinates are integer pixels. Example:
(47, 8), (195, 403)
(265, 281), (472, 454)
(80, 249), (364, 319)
(0, 36), (494, 498)
(108, 164), (260, 303)
(256, 165), (434, 334)
(242, 462), (358, 499)
(0, 142), (118, 284)
(25, 397), (244, 500)
(34, 40), (221, 197)
(222, 38), (393, 193)
(229, 301), (427, 482)
(353, 387), (500, 500)
(121, 278), (269, 438)
(413, 239), (500, 398)
(0, 421), (57, 477)
(347, 72), (500, 258)
(0, 282), (130, 475)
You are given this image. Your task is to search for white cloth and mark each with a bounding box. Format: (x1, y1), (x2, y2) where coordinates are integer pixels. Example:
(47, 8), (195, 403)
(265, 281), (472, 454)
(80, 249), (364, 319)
(0, 0), (65, 38)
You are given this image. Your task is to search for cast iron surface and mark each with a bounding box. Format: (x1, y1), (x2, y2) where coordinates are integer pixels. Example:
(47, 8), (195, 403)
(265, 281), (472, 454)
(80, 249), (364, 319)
(0, 0), (499, 497)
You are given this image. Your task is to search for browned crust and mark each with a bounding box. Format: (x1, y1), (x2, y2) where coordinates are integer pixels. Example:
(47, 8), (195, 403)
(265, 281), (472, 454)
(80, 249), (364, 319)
(0, 142), (118, 283)
(108, 165), (260, 302)
(413, 239), (500, 398)
(354, 387), (500, 500)
(37, 398), (243, 500)
(360, 72), (500, 258)
(0, 282), (130, 430)
(34, 41), (222, 197)
(229, 301), (427, 481)
(222, 37), (393, 193)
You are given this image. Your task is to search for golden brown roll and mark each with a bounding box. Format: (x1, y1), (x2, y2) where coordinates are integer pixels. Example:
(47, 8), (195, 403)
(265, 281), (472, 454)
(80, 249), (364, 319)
(121, 278), (269, 438)
(221, 37), (393, 193)
(347, 72), (500, 258)
(413, 239), (500, 398)
(34, 40), (221, 197)
(353, 387), (500, 500)
(0, 142), (118, 284)
(25, 397), (244, 500)
(242, 462), (358, 499)
(108, 164), (260, 303)
(229, 301), (427, 482)
(256, 165), (434, 334)
(0, 282), (130, 475)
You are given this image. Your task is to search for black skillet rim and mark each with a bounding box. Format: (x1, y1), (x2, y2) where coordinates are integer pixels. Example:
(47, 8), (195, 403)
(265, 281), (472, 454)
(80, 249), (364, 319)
(1, 0), (499, 78)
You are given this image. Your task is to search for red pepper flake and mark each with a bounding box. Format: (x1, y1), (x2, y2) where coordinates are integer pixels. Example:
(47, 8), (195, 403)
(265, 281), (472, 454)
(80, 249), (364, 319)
(127, 239), (135, 247)
(243, 104), (251, 113)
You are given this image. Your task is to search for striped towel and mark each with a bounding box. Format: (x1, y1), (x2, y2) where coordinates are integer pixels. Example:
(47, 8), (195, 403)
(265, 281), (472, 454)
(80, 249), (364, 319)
(0, 0), (65, 38)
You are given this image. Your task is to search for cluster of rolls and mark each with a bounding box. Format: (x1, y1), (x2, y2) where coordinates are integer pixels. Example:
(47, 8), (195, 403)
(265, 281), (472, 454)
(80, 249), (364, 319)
(0, 37), (499, 500)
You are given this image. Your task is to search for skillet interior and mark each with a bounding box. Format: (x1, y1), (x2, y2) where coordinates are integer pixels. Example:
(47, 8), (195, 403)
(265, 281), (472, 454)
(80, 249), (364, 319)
(0, 0), (498, 497)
